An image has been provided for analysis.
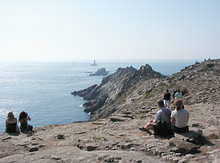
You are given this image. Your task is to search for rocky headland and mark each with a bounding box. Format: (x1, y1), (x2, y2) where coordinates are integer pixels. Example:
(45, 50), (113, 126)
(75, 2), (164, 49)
(1, 59), (220, 163)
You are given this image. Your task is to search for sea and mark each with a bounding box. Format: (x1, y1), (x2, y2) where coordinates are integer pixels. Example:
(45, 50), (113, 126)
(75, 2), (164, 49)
(0, 61), (195, 132)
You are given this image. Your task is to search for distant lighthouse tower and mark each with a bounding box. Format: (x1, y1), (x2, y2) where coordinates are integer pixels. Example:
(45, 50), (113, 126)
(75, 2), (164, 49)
(91, 59), (97, 66)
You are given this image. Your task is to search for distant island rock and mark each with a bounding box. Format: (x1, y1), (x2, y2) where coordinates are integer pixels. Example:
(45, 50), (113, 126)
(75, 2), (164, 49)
(89, 68), (109, 76)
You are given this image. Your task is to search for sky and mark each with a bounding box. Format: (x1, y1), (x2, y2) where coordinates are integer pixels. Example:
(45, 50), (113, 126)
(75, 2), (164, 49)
(0, 0), (219, 62)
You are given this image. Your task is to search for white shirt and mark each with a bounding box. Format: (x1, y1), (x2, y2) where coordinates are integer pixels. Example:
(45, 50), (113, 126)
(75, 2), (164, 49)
(171, 109), (189, 128)
(155, 107), (171, 124)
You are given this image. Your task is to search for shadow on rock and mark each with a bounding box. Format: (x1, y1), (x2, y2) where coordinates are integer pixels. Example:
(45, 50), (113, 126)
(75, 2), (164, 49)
(177, 130), (214, 146)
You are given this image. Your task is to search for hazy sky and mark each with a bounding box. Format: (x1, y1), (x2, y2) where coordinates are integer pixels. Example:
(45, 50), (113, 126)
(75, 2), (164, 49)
(0, 0), (219, 62)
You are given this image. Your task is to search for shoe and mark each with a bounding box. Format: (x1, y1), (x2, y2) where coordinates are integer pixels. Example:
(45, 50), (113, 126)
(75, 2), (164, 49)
(139, 127), (152, 135)
(139, 127), (147, 131)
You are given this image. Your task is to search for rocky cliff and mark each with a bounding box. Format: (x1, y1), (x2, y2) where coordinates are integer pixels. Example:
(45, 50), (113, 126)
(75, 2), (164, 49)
(72, 64), (165, 119)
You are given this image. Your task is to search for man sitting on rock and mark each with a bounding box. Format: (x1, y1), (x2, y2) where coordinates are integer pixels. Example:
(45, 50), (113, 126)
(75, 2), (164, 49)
(171, 100), (189, 133)
(139, 100), (172, 136)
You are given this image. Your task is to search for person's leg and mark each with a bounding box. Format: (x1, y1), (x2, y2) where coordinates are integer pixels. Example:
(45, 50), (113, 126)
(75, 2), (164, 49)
(139, 120), (154, 135)
(27, 125), (33, 132)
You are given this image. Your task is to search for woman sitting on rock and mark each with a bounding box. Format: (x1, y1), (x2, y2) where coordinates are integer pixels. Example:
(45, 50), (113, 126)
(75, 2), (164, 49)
(19, 111), (33, 133)
(171, 100), (189, 133)
(5, 112), (19, 134)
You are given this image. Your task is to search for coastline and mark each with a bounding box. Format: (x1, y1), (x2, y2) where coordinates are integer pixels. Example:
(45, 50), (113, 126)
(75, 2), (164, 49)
(0, 61), (194, 132)
(1, 59), (220, 162)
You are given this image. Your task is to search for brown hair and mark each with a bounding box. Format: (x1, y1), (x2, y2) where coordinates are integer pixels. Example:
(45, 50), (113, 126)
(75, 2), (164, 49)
(175, 99), (184, 111)
(158, 100), (165, 108)
(7, 112), (15, 119)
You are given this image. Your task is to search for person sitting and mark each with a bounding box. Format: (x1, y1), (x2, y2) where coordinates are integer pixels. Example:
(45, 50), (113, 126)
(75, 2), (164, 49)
(174, 89), (183, 99)
(163, 89), (171, 107)
(139, 100), (173, 137)
(5, 112), (19, 134)
(171, 100), (189, 133)
(19, 111), (33, 133)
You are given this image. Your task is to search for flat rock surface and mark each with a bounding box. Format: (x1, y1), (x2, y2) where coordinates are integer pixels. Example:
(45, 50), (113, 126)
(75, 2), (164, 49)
(1, 103), (220, 163)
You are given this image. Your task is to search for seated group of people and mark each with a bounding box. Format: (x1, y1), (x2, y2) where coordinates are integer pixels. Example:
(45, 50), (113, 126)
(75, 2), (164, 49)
(5, 111), (33, 134)
(140, 96), (189, 137)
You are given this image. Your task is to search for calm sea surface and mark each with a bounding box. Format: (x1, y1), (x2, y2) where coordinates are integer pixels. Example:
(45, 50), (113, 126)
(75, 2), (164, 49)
(0, 61), (194, 132)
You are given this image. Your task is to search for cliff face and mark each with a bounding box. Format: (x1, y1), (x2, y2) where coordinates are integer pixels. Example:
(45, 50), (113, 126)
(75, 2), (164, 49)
(72, 64), (165, 119)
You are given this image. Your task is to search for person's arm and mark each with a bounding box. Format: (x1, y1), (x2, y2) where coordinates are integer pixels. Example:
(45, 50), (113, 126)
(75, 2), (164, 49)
(27, 114), (31, 121)
(154, 112), (161, 123)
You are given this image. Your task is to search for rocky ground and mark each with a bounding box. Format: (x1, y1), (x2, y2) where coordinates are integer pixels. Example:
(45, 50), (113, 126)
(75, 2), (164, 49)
(1, 59), (220, 163)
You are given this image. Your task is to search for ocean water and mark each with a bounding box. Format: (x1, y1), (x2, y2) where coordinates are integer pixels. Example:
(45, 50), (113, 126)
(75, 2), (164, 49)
(0, 61), (194, 132)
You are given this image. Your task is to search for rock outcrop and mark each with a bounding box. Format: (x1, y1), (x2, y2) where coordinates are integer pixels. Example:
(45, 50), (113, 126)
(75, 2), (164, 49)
(89, 68), (109, 76)
(72, 64), (165, 119)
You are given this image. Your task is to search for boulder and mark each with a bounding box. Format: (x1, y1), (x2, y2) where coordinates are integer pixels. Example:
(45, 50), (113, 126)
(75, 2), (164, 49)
(89, 68), (109, 76)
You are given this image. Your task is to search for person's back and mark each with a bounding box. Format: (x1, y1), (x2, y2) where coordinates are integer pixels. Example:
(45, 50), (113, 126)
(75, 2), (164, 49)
(171, 100), (189, 133)
(154, 105), (173, 137)
(164, 90), (171, 107)
(5, 112), (18, 133)
(164, 92), (171, 101)
(155, 107), (171, 124)
(174, 90), (183, 99)
(171, 109), (189, 128)
(19, 111), (33, 133)
(20, 118), (28, 132)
